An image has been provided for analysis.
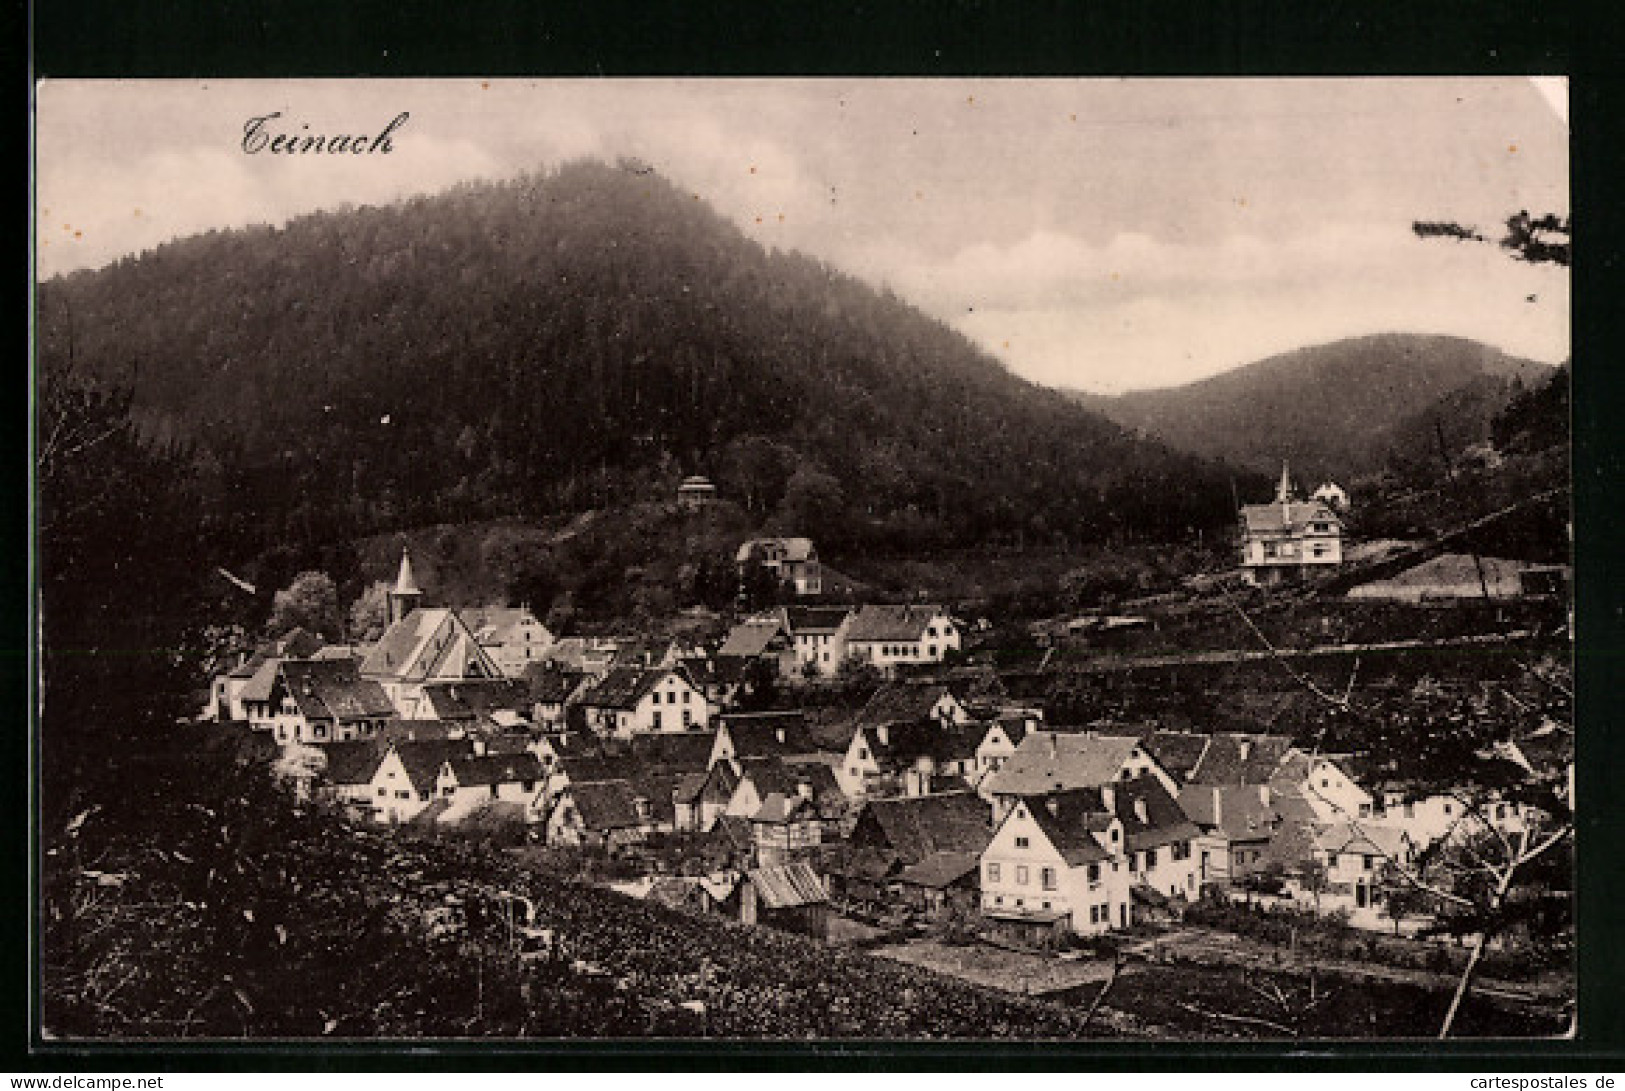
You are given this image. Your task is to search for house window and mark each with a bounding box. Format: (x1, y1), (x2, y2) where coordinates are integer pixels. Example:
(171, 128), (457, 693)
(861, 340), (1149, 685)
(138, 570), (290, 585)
(522, 780), (535, 793)
(1041, 867), (1057, 891)
(1110, 828), (1120, 843)
(927, 626), (937, 639)
(1363, 855), (1374, 870)
(1016, 866), (1029, 886)
(1087, 863), (1100, 883)
(987, 863), (1000, 883)
(396, 790), (410, 800)
(1089, 906), (1099, 924)
(994, 895), (1004, 906)
(1015, 836), (1029, 849)
(443, 786), (455, 797)
(1403, 802), (1415, 817)
(683, 709), (692, 728)
(653, 711), (662, 730)
(1443, 803), (1453, 815)
(683, 690), (691, 704)
(1146, 849), (1158, 870)
(378, 787), (387, 797)
(927, 646), (936, 658)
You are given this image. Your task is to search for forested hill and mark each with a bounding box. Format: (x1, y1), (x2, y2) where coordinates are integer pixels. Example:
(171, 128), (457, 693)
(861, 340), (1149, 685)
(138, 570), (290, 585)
(1074, 334), (1553, 483)
(37, 160), (1246, 564)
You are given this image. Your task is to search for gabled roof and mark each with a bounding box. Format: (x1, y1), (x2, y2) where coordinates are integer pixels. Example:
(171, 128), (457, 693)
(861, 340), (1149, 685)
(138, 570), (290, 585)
(361, 607), (500, 682)
(458, 606), (545, 646)
(861, 721), (982, 772)
(846, 604), (951, 644)
(783, 605), (855, 633)
(553, 754), (642, 786)
(226, 650), (269, 680)
(524, 665), (589, 705)
(746, 862), (828, 909)
(279, 658), (397, 721)
(986, 732), (1147, 797)
(859, 683), (957, 727)
(578, 667), (686, 710)
(622, 731), (715, 774)
(856, 791), (992, 865)
(752, 791), (822, 825)
(562, 780), (644, 831)
(736, 537), (817, 565)
(1016, 792), (1113, 867)
(1314, 822), (1410, 860)
(1178, 783), (1278, 841)
(737, 756), (845, 811)
(1186, 733), (1298, 787)
(1141, 731), (1213, 782)
(719, 711), (816, 758)
(673, 771), (711, 805)
(276, 627), (327, 659)
(1240, 499), (1341, 536)
(418, 678), (533, 722)
(1110, 776), (1201, 852)
(446, 752), (543, 787)
(237, 654), (283, 704)
(388, 738), (477, 793)
(718, 620), (791, 658)
(321, 739), (387, 786)
(683, 655), (753, 687)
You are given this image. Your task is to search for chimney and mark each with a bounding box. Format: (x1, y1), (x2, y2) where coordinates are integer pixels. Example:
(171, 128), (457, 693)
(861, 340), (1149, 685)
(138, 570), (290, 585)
(1259, 784), (1271, 807)
(1239, 739), (1252, 762)
(1045, 798), (1060, 818)
(877, 724), (890, 747)
(775, 726), (787, 745)
(1100, 784), (1116, 813)
(1048, 733), (1059, 759)
(1212, 786), (1222, 828)
(796, 779), (813, 801)
(1133, 797), (1148, 824)
(473, 736), (488, 756)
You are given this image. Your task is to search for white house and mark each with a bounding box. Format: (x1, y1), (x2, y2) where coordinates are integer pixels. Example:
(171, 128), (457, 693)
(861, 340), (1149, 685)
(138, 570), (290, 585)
(1274, 752), (1375, 822)
(736, 537), (822, 596)
(980, 792), (1132, 940)
(365, 739), (475, 825)
(434, 752), (545, 824)
(576, 666), (710, 737)
(1239, 466), (1344, 587)
(779, 605), (857, 677)
(259, 658), (397, 746)
(843, 605), (961, 673)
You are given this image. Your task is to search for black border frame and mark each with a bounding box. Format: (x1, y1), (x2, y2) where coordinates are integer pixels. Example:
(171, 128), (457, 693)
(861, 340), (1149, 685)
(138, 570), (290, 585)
(22, 0), (1625, 1071)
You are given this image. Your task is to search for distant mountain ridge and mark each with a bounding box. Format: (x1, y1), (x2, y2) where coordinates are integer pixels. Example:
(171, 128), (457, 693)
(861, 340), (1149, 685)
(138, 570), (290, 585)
(36, 160), (1249, 566)
(1074, 334), (1554, 484)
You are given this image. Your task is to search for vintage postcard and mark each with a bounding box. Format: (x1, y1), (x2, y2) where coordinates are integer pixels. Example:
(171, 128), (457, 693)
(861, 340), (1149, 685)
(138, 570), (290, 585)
(33, 78), (1572, 1043)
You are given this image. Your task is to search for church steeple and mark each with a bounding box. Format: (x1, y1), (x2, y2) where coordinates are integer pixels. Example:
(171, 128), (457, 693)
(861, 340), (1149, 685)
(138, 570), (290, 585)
(389, 549), (423, 625)
(1276, 462), (1295, 506)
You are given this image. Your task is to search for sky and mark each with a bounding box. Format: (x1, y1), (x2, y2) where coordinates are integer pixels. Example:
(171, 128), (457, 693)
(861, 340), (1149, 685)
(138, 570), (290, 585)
(35, 78), (1569, 394)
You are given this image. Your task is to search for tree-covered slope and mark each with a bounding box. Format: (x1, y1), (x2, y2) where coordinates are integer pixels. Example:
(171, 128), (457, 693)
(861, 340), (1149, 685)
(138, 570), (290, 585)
(1076, 333), (1553, 483)
(37, 160), (1246, 564)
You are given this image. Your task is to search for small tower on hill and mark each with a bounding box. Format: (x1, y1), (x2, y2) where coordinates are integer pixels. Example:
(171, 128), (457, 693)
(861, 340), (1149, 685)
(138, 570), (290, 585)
(389, 549), (424, 625)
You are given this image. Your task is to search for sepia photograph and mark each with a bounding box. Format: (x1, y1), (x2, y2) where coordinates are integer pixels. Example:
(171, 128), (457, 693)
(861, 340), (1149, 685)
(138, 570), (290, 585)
(33, 77), (1573, 1043)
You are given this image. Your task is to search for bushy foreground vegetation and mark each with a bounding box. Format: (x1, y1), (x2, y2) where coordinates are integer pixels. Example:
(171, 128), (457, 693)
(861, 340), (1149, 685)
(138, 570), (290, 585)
(41, 749), (1113, 1040)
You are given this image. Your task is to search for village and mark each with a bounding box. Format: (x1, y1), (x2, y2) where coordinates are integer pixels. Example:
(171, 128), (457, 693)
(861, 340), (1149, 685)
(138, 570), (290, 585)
(195, 466), (1574, 1008)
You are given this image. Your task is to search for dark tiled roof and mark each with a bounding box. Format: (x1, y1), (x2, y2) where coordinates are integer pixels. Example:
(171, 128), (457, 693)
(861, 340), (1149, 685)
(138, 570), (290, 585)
(896, 851), (981, 890)
(419, 678), (533, 721)
(859, 683), (957, 727)
(391, 739), (477, 793)
(1187, 734), (1297, 786)
(321, 739), (387, 786)
(864, 721), (981, 772)
(1018, 792), (1112, 867)
(783, 606), (854, 633)
(279, 658), (396, 721)
(237, 655), (282, 704)
(579, 667), (679, 710)
(1178, 783), (1278, 841)
(378, 719), (464, 745)
(1141, 731), (1213, 782)
(857, 791), (992, 865)
(986, 732), (1146, 796)
(718, 621), (790, 658)
(525, 666), (590, 704)
(738, 756), (845, 815)
(1240, 499), (1340, 535)
(846, 604), (950, 644)
(720, 711), (816, 758)
(622, 731), (714, 774)
(226, 650), (269, 680)
(447, 752), (543, 787)
(565, 780), (644, 831)
(1111, 776), (1201, 853)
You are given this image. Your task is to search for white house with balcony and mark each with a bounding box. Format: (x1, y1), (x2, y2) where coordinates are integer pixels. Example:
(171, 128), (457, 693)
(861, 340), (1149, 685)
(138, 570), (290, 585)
(1239, 465), (1344, 587)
